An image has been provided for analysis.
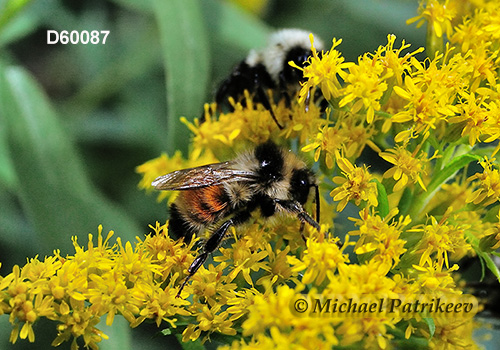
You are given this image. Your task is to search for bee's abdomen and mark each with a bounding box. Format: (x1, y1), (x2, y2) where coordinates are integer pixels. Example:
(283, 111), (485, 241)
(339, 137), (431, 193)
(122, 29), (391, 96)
(168, 203), (197, 241)
(169, 185), (230, 240)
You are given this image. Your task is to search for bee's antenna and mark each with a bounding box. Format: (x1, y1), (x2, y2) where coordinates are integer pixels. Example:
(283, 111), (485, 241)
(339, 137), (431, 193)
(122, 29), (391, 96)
(313, 184), (320, 223)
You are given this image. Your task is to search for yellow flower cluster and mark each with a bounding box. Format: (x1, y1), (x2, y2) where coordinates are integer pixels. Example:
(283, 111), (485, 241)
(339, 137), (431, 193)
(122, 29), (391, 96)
(3, 0), (500, 349)
(0, 224), (193, 349)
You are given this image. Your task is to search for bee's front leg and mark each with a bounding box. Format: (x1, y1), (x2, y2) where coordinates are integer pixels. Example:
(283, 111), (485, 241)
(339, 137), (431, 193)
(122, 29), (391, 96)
(273, 199), (320, 231)
(255, 85), (284, 129)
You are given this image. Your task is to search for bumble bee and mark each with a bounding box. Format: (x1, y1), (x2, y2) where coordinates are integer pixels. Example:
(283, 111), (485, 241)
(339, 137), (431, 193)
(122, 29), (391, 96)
(152, 141), (320, 297)
(211, 28), (325, 129)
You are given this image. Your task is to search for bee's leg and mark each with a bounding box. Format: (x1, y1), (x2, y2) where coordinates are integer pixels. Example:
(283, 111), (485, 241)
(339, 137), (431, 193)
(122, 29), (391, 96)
(274, 199), (320, 231)
(176, 209), (254, 298)
(274, 199), (343, 248)
(299, 221), (306, 243)
(255, 86), (284, 129)
(176, 252), (208, 297)
(176, 219), (234, 298)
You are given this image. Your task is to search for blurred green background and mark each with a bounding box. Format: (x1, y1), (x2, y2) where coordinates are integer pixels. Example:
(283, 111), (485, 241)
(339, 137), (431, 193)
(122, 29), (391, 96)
(0, 0), (425, 349)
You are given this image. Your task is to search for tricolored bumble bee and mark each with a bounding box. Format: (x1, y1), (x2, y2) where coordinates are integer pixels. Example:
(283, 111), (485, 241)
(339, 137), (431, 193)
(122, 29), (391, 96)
(211, 28), (325, 129)
(152, 141), (320, 297)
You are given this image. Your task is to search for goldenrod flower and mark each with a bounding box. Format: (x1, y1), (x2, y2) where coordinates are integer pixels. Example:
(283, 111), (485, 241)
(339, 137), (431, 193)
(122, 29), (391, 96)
(407, 0), (456, 56)
(479, 209), (500, 253)
(407, 0), (455, 39)
(412, 261), (459, 293)
(331, 155), (378, 211)
(377, 34), (424, 87)
(467, 157), (500, 206)
(339, 50), (392, 123)
(291, 35), (353, 104)
(350, 208), (409, 274)
(279, 98), (326, 144)
(451, 4), (500, 53)
(237, 285), (340, 349)
(427, 317), (478, 350)
(380, 145), (436, 192)
(5, 2), (500, 349)
(183, 303), (236, 342)
(302, 123), (347, 169)
(392, 72), (460, 141)
(449, 91), (496, 146)
(255, 245), (295, 287)
(412, 214), (471, 269)
(288, 235), (346, 285)
(216, 237), (269, 287)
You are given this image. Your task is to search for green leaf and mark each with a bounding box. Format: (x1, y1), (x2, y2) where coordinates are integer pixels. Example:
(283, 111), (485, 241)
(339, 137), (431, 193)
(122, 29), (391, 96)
(422, 317), (435, 339)
(0, 0), (39, 47)
(477, 250), (500, 282)
(464, 231), (496, 282)
(407, 153), (482, 219)
(152, 0), (210, 155)
(426, 153), (482, 194)
(0, 0), (32, 31)
(398, 187), (413, 216)
(372, 178), (389, 217)
(201, 0), (269, 51)
(0, 119), (17, 189)
(0, 62), (142, 255)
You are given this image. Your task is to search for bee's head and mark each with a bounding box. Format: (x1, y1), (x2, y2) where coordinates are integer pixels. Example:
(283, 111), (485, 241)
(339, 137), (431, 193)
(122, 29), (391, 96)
(290, 168), (315, 205)
(281, 46), (313, 85)
(290, 167), (320, 223)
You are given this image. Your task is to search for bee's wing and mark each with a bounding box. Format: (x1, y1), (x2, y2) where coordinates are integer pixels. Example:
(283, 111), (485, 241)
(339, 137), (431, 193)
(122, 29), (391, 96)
(152, 161), (257, 190)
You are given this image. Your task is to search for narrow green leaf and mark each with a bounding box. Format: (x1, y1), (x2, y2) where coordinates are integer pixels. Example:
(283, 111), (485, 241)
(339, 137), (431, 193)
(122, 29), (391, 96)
(153, 0), (210, 155)
(398, 187), (413, 216)
(422, 317), (435, 339)
(372, 178), (389, 217)
(201, 0), (270, 51)
(0, 121), (17, 189)
(0, 0), (32, 31)
(427, 153), (482, 194)
(0, 63), (142, 255)
(407, 153), (482, 219)
(478, 254), (487, 281)
(466, 231), (490, 281)
(0, 1), (38, 47)
(478, 251), (500, 282)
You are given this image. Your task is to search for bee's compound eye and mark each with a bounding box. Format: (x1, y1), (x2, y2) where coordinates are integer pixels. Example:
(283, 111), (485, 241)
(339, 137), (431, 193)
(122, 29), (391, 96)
(290, 169), (312, 204)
